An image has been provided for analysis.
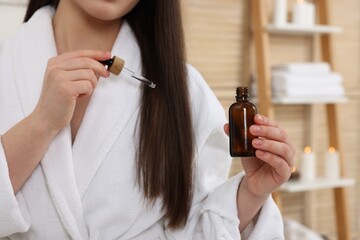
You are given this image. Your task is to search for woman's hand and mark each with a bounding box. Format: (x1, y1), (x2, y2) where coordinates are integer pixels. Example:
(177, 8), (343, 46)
(32, 50), (111, 133)
(224, 114), (296, 231)
(225, 113), (295, 197)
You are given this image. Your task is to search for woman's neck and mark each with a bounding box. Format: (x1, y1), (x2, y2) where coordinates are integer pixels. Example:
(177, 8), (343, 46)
(52, 0), (121, 54)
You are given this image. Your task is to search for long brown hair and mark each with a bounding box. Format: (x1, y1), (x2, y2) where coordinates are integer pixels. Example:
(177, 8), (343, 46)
(24, 0), (194, 229)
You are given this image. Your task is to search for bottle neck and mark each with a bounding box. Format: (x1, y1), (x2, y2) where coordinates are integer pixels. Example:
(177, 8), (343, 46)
(236, 86), (250, 101)
(236, 95), (249, 101)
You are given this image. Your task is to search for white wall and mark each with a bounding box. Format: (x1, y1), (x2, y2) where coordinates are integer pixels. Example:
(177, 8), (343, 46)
(0, 1), (27, 39)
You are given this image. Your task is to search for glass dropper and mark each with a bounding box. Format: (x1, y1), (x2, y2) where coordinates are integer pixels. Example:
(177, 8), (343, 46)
(99, 56), (156, 89)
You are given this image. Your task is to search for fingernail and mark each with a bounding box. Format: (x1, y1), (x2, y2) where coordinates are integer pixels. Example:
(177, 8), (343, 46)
(257, 115), (263, 122)
(253, 138), (262, 146)
(252, 125), (260, 133)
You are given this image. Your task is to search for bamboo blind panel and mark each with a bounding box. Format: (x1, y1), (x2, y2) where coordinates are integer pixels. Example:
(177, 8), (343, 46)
(183, 0), (360, 239)
(183, 0), (246, 103)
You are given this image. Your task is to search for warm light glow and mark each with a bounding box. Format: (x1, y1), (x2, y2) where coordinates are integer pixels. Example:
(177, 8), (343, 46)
(328, 147), (336, 153)
(291, 167), (297, 173)
(304, 146), (312, 153)
(298, 0), (305, 3)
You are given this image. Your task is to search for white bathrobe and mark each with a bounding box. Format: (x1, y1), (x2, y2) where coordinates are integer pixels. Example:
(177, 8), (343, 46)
(0, 6), (284, 240)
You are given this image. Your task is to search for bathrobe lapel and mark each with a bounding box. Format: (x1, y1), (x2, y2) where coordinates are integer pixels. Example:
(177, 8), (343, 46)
(72, 22), (141, 198)
(12, 7), (142, 239)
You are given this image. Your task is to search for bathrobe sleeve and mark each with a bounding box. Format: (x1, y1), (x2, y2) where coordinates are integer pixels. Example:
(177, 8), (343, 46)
(0, 138), (31, 237)
(0, 40), (31, 237)
(162, 65), (284, 240)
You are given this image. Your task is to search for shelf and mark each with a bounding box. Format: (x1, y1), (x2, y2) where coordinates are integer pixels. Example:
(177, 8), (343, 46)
(280, 178), (355, 193)
(271, 95), (348, 104)
(267, 24), (342, 35)
(252, 95), (348, 105)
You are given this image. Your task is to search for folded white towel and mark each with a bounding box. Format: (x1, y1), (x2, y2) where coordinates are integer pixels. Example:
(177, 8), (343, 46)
(250, 80), (345, 98)
(272, 85), (345, 97)
(272, 72), (343, 87)
(272, 62), (331, 75)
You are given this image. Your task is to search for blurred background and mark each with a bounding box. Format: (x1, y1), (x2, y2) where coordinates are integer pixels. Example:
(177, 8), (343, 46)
(182, 1), (359, 239)
(1, 0), (359, 239)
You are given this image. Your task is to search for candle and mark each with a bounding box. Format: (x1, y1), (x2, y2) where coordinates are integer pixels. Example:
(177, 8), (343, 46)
(292, 0), (308, 26)
(306, 2), (315, 26)
(273, 0), (287, 26)
(325, 147), (340, 180)
(292, 0), (315, 26)
(300, 146), (316, 181)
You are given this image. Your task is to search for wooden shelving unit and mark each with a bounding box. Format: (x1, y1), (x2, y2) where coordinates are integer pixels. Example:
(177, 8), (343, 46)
(250, 0), (353, 239)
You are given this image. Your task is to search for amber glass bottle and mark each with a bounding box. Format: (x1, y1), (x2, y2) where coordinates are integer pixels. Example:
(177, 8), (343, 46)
(229, 86), (257, 157)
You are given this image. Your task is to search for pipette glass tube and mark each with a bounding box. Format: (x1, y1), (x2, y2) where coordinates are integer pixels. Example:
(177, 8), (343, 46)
(99, 56), (156, 88)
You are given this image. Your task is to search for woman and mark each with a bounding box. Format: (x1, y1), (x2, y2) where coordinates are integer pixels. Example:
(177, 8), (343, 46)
(0, 0), (295, 239)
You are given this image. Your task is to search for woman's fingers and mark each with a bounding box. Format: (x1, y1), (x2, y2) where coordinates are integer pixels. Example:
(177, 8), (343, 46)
(255, 149), (292, 182)
(52, 49), (111, 62)
(62, 69), (99, 89)
(250, 123), (296, 170)
(63, 57), (109, 78)
(250, 124), (287, 143)
(250, 120), (296, 156)
(250, 114), (296, 172)
(70, 80), (94, 98)
(47, 49), (111, 79)
(252, 138), (295, 168)
(225, 114), (296, 169)
(48, 69), (98, 98)
(48, 57), (110, 79)
(223, 123), (229, 136)
(253, 114), (279, 127)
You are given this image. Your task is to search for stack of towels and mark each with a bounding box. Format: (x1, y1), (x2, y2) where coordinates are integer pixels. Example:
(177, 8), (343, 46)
(252, 62), (345, 99)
